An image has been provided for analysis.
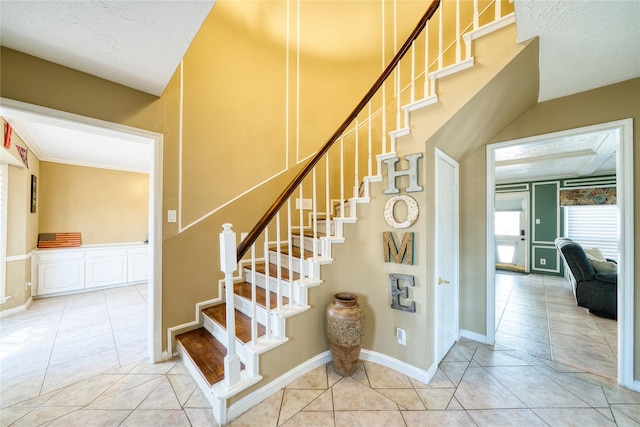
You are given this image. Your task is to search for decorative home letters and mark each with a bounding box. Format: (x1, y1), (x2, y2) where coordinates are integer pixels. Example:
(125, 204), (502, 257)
(383, 153), (423, 194)
(383, 231), (414, 265)
(383, 194), (419, 229)
(389, 273), (416, 312)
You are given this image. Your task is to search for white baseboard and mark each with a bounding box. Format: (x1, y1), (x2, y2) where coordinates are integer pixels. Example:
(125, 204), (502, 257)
(0, 297), (32, 318)
(226, 348), (436, 423)
(227, 351), (332, 422)
(460, 328), (490, 344)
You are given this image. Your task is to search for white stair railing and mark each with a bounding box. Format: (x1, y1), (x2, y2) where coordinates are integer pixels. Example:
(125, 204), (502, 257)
(214, 0), (515, 400)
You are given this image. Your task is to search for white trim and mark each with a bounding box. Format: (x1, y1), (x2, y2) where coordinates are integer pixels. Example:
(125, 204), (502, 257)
(360, 349), (436, 385)
(434, 148), (460, 363)
(226, 349), (436, 424)
(485, 144), (496, 345)
(0, 296), (32, 318)
(0, 163), (7, 304)
(530, 245), (561, 274)
(617, 118), (634, 388)
(0, 97), (164, 363)
(460, 328), (490, 344)
(487, 119), (635, 388)
(227, 351), (332, 423)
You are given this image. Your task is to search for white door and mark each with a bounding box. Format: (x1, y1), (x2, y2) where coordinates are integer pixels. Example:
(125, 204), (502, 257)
(434, 149), (459, 363)
(495, 192), (529, 272)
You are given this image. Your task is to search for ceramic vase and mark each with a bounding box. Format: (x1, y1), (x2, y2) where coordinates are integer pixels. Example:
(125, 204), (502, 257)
(325, 292), (365, 376)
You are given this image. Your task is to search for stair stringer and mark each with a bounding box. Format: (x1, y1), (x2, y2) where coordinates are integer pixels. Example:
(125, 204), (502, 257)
(175, 16), (526, 426)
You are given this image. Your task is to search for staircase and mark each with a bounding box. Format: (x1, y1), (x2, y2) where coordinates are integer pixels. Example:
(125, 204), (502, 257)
(170, 0), (519, 424)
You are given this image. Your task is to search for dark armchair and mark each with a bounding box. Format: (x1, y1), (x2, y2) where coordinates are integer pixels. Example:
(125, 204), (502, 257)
(554, 237), (617, 319)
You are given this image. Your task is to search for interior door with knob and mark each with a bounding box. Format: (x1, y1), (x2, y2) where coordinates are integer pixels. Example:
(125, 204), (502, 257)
(495, 192), (530, 273)
(434, 149), (459, 364)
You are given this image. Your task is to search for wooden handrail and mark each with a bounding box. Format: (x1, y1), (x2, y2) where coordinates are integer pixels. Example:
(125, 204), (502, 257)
(237, 0), (441, 261)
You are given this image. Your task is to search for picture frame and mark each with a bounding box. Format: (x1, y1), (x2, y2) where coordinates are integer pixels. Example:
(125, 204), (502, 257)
(30, 174), (37, 213)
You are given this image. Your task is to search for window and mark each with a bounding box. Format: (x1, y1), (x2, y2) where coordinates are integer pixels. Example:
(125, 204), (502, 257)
(495, 211), (521, 236)
(0, 163), (8, 303)
(564, 204), (618, 261)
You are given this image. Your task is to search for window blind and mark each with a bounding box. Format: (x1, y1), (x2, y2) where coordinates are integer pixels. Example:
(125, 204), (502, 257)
(564, 204), (618, 261)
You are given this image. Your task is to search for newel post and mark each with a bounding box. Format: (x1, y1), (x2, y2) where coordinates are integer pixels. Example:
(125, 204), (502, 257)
(220, 223), (240, 387)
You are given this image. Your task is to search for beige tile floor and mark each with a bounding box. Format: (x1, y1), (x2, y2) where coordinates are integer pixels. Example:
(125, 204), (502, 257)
(1, 275), (639, 426)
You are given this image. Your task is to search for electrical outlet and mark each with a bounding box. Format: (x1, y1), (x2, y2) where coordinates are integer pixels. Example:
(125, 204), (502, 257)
(167, 210), (177, 223)
(540, 258), (546, 265)
(396, 328), (406, 345)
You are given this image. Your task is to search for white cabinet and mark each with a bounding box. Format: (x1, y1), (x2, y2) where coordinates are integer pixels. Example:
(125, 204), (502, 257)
(36, 251), (85, 295)
(128, 247), (149, 283)
(34, 244), (149, 297)
(86, 249), (128, 288)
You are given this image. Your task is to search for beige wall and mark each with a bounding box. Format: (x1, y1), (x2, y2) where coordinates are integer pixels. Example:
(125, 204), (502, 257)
(38, 162), (149, 245)
(480, 78), (640, 375)
(2, 118), (39, 311)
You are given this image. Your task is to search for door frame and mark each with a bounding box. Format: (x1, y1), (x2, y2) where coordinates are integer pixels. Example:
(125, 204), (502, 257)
(0, 98), (164, 362)
(485, 118), (634, 388)
(494, 191), (530, 272)
(434, 148), (460, 363)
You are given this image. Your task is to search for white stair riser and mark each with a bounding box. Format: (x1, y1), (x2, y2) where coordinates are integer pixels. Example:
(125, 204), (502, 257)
(243, 269), (293, 300)
(291, 235), (324, 257)
(267, 251), (305, 274)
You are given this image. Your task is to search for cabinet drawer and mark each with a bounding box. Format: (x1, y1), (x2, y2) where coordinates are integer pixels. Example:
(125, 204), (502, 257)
(38, 261), (85, 295)
(37, 251), (84, 263)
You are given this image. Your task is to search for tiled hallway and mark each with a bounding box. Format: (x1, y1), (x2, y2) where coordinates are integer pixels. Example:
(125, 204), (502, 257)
(1, 275), (639, 426)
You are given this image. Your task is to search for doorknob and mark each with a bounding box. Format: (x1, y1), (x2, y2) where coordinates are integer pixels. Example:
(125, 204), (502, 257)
(438, 277), (450, 285)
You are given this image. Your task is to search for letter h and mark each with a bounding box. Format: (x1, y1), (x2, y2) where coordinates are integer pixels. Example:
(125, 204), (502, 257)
(383, 153), (423, 194)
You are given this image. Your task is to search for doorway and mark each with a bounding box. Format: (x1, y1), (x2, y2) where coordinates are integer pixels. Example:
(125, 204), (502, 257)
(486, 119), (634, 388)
(434, 148), (460, 363)
(495, 191), (530, 273)
(0, 98), (163, 362)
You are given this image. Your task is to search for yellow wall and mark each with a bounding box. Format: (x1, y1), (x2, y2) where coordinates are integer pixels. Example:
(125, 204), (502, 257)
(2, 118), (39, 311)
(38, 162), (149, 245)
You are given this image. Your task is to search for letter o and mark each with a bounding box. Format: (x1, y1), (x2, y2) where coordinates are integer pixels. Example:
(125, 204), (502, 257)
(383, 195), (419, 229)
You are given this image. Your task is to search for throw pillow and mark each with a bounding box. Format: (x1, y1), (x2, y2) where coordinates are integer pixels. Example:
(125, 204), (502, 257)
(584, 247), (606, 261)
(589, 259), (617, 274)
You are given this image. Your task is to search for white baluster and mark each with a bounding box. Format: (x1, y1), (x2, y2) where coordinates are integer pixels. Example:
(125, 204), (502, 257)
(354, 118), (359, 199)
(438, 1), (444, 69)
(474, 0), (479, 30)
(219, 224), (240, 387)
(298, 186), (305, 280)
(251, 243), (257, 344)
(411, 40), (416, 103)
(495, 0), (502, 20)
(325, 155), (330, 237)
(424, 21), (430, 96)
(367, 103), (372, 178)
(287, 199), (293, 307)
(276, 212), (282, 311)
(264, 227), (271, 339)
(456, 0), (461, 63)
(312, 167), (318, 258)
(340, 136), (345, 219)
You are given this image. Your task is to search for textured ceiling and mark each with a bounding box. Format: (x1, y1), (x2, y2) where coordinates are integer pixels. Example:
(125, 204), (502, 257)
(514, 0), (640, 102)
(0, 0), (215, 96)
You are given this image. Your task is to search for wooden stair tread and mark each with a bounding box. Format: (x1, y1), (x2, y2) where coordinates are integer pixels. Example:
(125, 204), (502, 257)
(233, 282), (288, 308)
(269, 245), (314, 259)
(176, 328), (226, 386)
(203, 303), (265, 343)
(291, 230), (326, 238)
(252, 262), (300, 281)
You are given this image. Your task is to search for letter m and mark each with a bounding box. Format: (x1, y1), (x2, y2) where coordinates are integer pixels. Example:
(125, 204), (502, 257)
(382, 232), (415, 265)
